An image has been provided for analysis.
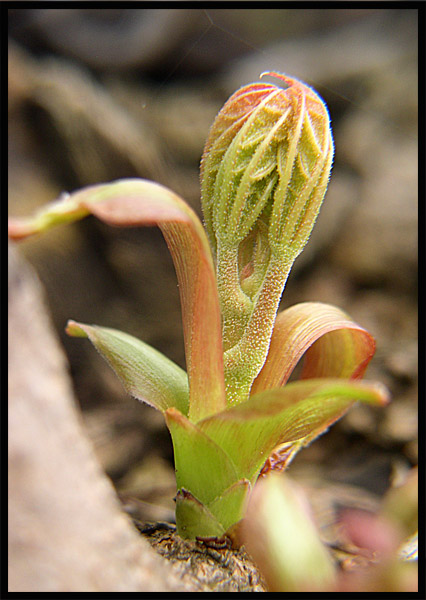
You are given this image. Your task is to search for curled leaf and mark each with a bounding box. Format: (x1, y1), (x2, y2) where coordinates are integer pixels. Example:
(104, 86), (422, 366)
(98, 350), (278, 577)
(66, 320), (189, 414)
(252, 302), (376, 394)
(9, 179), (226, 421)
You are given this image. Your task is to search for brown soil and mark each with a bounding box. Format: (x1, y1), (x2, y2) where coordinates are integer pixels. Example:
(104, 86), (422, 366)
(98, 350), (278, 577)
(137, 522), (268, 592)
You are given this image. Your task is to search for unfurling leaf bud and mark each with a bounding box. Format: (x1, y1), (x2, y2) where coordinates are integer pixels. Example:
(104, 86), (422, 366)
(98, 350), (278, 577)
(200, 72), (334, 263)
(201, 73), (335, 404)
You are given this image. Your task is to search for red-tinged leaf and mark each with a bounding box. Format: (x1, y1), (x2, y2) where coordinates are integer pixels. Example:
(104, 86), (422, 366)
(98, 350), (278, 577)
(66, 320), (189, 414)
(199, 378), (389, 484)
(164, 407), (238, 507)
(9, 179), (226, 421)
(8, 193), (90, 240)
(252, 302), (376, 395)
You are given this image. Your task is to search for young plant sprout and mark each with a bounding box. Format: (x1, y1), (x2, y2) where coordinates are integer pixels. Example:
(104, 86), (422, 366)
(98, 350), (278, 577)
(9, 72), (389, 542)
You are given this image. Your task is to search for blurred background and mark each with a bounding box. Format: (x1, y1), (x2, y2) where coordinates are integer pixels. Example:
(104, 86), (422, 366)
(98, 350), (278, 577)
(8, 7), (418, 535)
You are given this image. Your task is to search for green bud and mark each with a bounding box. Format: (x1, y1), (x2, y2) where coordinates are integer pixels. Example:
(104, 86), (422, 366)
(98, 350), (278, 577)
(201, 73), (335, 404)
(200, 72), (334, 262)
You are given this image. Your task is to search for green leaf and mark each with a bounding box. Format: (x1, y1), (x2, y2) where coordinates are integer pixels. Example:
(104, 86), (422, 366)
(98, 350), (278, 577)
(66, 320), (189, 414)
(165, 407), (238, 507)
(199, 378), (389, 483)
(207, 479), (251, 532)
(175, 489), (225, 539)
(166, 409), (252, 537)
(9, 179), (226, 421)
(252, 301), (376, 394)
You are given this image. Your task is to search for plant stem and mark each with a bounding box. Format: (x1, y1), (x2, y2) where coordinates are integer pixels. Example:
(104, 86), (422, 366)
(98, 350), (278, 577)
(223, 256), (292, 405)
(216, 244), (253, 351)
